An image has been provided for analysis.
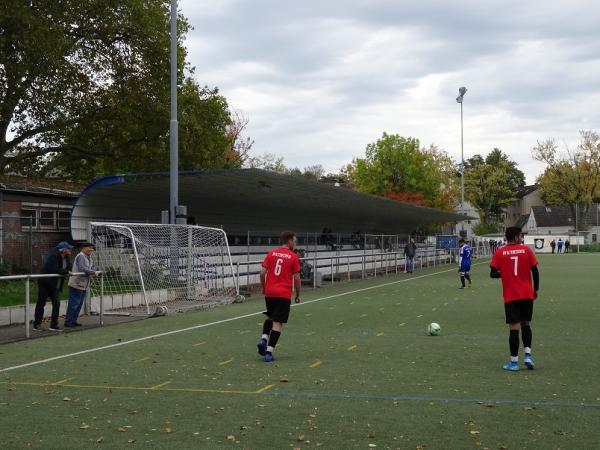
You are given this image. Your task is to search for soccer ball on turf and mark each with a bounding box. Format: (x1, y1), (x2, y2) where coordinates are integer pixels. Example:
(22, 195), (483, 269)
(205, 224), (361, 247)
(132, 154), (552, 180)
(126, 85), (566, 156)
(153, 305), (168, 317)
(427, 322), (441, 336)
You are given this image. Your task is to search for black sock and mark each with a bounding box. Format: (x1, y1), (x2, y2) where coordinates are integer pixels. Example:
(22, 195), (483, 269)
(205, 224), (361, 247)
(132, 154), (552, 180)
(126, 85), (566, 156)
(460, 276), (465, 287)
(509, 330), (520, 357)
(267, 330), (281, 351)
(521, 325), (532, 350)
(465, 273), (471, 283)
(261, 319), (273, 337)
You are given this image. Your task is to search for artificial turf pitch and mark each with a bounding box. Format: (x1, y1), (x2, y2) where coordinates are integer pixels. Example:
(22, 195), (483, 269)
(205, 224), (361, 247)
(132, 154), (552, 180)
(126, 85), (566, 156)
(1, 254), (599, 449)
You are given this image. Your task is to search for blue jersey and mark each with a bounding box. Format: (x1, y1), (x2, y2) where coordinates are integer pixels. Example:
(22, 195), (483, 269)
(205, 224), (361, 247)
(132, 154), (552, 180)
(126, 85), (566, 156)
(459, 244), (472, 270)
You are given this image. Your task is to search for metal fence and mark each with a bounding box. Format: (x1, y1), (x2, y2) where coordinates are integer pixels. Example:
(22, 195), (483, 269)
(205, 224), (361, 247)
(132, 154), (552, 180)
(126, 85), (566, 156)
(1, 240), (492, 340)
(0, 272), (104, 339)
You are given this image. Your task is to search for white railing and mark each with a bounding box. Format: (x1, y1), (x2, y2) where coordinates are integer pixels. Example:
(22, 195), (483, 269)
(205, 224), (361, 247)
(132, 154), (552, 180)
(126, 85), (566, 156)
(0, 272), (104, 339)
(233, 245), (491, 291)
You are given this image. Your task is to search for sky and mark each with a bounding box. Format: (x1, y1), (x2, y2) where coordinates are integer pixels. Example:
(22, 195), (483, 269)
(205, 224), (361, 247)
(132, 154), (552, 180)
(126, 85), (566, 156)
(179, 0), (600, 184)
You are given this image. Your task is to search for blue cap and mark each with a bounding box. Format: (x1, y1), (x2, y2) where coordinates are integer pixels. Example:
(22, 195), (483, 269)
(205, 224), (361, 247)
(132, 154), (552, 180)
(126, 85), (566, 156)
(57, 241), (74, 250)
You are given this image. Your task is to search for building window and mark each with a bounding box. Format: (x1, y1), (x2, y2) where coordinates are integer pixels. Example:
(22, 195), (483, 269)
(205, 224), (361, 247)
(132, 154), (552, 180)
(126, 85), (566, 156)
(20, 209), (37, 228)
(39, 210), (56, 229)
(57, 210), (71, 230)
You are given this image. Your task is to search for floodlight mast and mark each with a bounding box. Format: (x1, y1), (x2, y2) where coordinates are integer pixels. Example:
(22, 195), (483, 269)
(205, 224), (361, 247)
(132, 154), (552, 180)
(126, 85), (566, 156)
(456, 86), (467, 232)
(169, 0), (179, 224)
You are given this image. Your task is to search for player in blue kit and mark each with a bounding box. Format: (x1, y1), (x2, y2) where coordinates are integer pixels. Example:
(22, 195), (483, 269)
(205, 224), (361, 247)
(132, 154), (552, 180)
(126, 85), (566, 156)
(458, 239), (473, 289)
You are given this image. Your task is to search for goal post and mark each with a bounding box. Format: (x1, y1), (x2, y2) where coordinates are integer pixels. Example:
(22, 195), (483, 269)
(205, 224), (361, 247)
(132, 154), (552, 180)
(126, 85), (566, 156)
(89, 222), (239, 315)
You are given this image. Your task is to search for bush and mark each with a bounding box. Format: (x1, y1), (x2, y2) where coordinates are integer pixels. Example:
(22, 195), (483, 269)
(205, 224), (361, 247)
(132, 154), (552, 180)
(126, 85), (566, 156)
(573, 243), (600, 253)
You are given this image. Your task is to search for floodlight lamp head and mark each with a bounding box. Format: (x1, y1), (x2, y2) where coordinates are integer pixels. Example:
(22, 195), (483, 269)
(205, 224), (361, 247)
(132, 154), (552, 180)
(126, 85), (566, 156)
(459, 86), (467, 96)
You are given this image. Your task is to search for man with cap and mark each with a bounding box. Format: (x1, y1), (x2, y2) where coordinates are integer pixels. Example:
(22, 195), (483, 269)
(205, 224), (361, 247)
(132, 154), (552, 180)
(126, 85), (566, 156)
(33, 242), (73, 331)
(65, 242), (99, 328)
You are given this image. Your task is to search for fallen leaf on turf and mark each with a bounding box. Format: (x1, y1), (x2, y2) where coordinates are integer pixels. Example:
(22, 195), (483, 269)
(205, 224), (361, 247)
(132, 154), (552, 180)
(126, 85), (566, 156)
(368, 431), (376, 438)
(280, 377), (289, 383)
(482, 403), (496, 408)
(80, 423), (90, 430)
(298, 433), (305, 441)
(63, 397), (71, 401)
(368, 444), (377, 448)
(127, 438), (136, 443)
(469, 430), (480, 435)
(117, 427), (127, 432)
(96, 437), (104, 443)
(523, 406), (535, 411)
(227, 435), (235, 441)
(131, 410), (138, 415)
(164, 426), (172, 433)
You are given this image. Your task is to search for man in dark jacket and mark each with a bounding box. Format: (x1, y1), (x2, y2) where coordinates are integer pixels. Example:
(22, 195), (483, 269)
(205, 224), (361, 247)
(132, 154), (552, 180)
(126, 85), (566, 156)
(404, 239), (417, 273)
(33, 242), (73, 331)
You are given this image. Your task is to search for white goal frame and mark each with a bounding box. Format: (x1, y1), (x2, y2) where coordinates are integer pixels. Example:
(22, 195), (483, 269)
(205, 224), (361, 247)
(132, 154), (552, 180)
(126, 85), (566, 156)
(89, 222), (239, 315)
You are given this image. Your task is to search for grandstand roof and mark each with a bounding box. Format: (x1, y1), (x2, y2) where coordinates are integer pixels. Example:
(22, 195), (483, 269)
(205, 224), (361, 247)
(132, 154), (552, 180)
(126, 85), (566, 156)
(70, 169), (470, 241)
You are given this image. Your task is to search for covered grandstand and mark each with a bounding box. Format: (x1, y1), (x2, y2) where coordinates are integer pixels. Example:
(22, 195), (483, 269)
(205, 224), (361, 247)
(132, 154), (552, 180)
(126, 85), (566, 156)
(70, 168), (467, 241)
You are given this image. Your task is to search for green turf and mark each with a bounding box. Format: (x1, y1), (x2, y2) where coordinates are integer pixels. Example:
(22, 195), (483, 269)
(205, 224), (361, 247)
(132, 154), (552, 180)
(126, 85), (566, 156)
(1, 254), (599, 449)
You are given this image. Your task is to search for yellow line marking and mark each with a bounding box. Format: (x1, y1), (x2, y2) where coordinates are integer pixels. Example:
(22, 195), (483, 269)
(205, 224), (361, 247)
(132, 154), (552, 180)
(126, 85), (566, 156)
(376, 332), (384, 337)
(218, 358), (233, 366)
(336, 321), (344, 326)
(133, 356), (151, 363)
(347, 345), (357, 351)
(52, 377), (74, 385)
(255, 384), (274, 393)
(149, 380), (172, 390)
(2, 381), (263, 396)
(308, 360), (322, 368)
(193, 341), (206, 347)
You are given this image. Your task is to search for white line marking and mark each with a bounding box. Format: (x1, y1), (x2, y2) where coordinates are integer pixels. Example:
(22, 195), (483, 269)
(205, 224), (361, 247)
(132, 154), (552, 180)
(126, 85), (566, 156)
(0, 262), (487, 374)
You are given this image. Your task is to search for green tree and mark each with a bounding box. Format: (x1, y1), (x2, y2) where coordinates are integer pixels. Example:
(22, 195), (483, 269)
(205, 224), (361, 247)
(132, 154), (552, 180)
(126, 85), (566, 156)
(464, 148), (525, 223)
(1, 1), (240, 180)
(351, 133), (458, 210)
(533, 131), (600, 226)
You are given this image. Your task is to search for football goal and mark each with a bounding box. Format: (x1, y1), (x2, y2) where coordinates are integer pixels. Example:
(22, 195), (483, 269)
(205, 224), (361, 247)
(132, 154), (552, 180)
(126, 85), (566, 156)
(89, 222), (239, 315)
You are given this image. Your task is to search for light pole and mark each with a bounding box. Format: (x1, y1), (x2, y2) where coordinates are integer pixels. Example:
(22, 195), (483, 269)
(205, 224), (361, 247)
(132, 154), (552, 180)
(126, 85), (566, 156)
(169, 0), (179, 224)
(456, 86), (467, 234)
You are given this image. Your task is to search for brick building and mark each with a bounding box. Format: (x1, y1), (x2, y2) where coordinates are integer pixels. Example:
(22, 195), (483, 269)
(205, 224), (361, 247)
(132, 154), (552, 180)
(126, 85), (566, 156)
(0, 176), (84, 274)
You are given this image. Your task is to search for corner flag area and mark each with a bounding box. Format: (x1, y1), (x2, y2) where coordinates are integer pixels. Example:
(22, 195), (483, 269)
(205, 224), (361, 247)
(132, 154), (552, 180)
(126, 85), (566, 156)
(1, 254), (599, 448)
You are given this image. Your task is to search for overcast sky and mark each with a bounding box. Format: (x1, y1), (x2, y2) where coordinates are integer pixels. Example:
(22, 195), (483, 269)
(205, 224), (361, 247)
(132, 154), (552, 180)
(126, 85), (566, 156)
(179, 0), (600, 184)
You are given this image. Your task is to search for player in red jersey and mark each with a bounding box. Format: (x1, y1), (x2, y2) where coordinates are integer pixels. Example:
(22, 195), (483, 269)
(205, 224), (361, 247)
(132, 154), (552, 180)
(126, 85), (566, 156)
(490, 226), (540, 371)
(257, 231), (301, 362)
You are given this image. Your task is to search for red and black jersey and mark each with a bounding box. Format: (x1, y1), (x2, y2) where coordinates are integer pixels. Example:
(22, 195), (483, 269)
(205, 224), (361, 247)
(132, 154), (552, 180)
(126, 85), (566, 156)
(262, 247), (301, 300)
(490, 244), (538, 303)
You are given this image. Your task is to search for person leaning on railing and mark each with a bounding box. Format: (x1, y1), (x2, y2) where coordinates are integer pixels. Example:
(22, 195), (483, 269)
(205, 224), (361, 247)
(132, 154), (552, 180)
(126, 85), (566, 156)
(33, 242), (73, 332)
(65, 242), (100, 328)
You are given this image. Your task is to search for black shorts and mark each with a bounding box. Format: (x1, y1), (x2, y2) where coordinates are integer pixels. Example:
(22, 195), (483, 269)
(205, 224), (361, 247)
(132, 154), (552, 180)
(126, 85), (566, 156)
(263, 297), (291, 323)
(504, 300), (534, 324)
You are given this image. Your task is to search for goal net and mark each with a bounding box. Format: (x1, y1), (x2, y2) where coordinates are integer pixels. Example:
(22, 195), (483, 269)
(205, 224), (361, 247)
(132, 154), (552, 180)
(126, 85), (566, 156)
(89, 223), (238, 315)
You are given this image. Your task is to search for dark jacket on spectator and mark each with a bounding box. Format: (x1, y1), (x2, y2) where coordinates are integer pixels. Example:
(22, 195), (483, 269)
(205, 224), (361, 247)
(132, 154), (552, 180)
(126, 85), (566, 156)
(404, 242), (417, 257)
(38, 249), (70, 291)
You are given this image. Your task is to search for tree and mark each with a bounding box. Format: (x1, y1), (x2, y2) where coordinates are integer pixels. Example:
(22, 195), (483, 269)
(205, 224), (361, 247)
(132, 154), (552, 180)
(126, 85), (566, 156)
(350, 133), (458, 210)
(464, 148), (525, 223)
(533, 131), (600, 226)
(245, 153), (288, 173)
(1, 1), (242, 180)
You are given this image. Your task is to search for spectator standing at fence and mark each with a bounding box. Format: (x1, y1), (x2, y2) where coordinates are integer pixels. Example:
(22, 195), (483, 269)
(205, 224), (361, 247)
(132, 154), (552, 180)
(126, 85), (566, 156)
(404, 239), (417, 273)
(65, 243), (99, 328)
(557, 237), (564, 253)
(564, 239), (570, 253)
(550, 239), (556, 254)
(257, 231), (301, 362)
(33, 242), (73, 332)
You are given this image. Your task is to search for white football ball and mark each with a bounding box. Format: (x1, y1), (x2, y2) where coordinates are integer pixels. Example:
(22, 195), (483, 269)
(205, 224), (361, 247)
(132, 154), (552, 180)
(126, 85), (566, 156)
(427, 322), (441, 336)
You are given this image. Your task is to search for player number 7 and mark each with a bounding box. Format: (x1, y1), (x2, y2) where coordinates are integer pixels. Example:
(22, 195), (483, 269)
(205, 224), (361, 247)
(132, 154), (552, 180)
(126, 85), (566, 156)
(510, 256), (518, 276)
